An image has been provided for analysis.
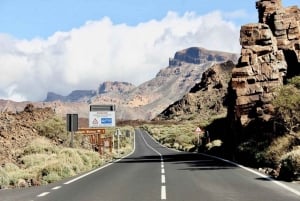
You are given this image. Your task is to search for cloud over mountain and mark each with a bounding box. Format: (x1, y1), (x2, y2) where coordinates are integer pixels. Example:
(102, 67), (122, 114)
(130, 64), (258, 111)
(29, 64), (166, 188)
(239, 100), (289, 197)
(0, 11), (240, 101)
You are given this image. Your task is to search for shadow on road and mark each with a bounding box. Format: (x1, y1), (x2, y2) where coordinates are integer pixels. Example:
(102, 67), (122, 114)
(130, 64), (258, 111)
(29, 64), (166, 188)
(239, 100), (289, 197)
(118, 152), (237, 171)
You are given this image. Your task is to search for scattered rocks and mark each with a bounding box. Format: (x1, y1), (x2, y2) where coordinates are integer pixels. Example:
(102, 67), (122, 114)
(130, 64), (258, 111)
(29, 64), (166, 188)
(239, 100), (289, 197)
(0, 105), (55, 165)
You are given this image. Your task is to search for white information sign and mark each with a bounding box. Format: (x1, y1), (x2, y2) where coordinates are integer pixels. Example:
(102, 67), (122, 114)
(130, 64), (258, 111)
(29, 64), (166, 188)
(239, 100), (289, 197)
(89, 111), (116, 127)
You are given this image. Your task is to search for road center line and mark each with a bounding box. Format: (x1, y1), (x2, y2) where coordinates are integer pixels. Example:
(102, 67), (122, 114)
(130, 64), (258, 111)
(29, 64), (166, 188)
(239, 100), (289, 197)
(140, 130), (167, 200)
(52, 186), (62, 190)
(37, 192), (50, 197)
(161, 186), (167, 200)
(162, 175), (166, 184)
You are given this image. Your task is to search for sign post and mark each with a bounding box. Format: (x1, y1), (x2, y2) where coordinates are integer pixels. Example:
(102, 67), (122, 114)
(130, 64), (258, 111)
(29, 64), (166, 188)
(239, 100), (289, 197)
(89, 105), (116, 154)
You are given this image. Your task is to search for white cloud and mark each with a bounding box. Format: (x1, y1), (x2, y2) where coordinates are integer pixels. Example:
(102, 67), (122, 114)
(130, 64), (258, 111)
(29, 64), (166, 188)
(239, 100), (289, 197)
(0, 11), (241, 101)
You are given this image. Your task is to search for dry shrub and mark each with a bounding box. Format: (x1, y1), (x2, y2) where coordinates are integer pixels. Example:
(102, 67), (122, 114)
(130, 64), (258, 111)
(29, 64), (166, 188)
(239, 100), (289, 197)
(23, 137), (59, 155)
(206, 140), (223, 150)
(263, 135), (294, 167)
(0, 137), (103, 188)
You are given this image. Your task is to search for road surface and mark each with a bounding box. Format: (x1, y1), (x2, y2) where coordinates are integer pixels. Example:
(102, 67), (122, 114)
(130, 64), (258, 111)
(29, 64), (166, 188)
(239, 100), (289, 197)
(1, 128), (300, 201)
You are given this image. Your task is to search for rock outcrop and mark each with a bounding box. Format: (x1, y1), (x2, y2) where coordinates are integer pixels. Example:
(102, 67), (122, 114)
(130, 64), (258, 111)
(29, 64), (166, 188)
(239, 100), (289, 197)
(157, 61), (235, 121)
(230, 0), (300, 126)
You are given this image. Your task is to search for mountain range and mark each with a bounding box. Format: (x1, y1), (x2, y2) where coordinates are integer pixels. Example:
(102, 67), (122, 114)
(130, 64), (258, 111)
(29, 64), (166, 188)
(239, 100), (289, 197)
(0, 47), (238, 120)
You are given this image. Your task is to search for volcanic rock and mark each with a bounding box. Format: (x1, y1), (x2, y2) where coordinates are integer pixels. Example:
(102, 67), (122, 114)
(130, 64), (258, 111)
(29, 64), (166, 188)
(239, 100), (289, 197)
(230, 0), (300, 126)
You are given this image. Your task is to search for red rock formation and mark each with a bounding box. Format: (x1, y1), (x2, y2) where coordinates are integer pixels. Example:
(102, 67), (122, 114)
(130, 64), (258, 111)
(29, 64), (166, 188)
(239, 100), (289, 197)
(230, 0), (300, 125)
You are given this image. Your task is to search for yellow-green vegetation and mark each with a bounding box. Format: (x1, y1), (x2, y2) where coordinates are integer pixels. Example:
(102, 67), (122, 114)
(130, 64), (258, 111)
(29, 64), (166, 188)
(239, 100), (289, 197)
(0, 137), (103, 188)
(0, 116), (135, 189)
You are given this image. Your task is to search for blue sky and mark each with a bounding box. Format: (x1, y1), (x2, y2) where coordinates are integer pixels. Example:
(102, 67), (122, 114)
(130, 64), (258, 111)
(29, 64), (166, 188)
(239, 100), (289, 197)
(0, 0), (260, 39)
(0, 0), (299, 101)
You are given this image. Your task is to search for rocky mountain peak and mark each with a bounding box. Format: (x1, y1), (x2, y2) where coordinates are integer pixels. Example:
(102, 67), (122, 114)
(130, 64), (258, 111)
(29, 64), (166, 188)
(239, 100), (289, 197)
(98, 81), (135, 94)
(169, 47), (238, 66)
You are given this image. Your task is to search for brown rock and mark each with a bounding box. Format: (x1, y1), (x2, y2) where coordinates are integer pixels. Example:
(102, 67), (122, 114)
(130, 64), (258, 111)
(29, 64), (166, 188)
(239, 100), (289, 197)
(230, 0), (299, 126)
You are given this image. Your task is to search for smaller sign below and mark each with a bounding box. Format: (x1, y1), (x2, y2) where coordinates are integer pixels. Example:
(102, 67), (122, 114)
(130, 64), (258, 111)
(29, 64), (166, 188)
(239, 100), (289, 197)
(89, 111), (116, 127)
(101, 118), (112, 124)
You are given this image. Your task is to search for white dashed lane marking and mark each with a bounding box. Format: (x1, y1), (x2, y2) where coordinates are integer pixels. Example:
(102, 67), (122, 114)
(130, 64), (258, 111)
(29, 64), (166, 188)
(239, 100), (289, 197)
(52, 186), (62, 190)
(161, 185), (167, 200)
(140, 131), (167, 200)
(37, 192), (50, 197)
(162, 175), (166, 184)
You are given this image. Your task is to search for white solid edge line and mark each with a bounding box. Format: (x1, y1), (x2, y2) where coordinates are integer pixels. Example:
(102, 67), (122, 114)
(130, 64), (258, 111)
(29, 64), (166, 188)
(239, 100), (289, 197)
(200, 153), (300, 197)
(64, 132), (136, 185)
(143, 130), (300, 197)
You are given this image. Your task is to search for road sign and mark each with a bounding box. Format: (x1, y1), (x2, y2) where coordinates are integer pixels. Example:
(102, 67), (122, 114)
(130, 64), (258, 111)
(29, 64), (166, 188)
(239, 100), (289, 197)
(89, 104), (116, 128)
(66, 114), (78, 132)
(195, 127), (202, 133)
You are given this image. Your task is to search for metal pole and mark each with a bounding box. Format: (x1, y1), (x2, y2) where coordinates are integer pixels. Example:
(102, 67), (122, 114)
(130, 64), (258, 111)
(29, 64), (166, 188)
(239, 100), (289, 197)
(112, 132), (115, 153)
(70, 131), (74, 148)
(117, 129), (120, 157)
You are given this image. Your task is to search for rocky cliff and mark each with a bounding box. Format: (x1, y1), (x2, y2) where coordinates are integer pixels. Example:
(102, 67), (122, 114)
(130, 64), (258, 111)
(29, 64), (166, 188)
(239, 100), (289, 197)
(229, 0), (300, 126)
(157, 60), (235, 121)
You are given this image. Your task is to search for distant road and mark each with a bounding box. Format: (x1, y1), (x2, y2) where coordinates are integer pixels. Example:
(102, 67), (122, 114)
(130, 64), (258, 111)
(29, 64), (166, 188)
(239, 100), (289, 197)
(1, 128), (300, 201)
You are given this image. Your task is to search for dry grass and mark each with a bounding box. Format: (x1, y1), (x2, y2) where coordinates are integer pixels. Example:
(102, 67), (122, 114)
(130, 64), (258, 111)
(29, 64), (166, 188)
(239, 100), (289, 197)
(0, 128), (135, 189)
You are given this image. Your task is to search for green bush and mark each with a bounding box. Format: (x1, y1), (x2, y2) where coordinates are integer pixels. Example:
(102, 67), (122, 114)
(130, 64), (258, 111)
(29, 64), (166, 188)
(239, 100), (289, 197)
(34, 116), (69, 144)
(288, 76), (300, 89)
(273, 85), (300, 134)
(279, 148), (300, 181)
(0, 166), (10, 188)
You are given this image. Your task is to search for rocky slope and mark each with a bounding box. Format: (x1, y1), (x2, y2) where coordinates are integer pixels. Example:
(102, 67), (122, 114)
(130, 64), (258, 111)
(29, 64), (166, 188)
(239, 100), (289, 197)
(0, 104), (55, 164)
(0, 47), (238, 120)
(157, 60), (235, 121)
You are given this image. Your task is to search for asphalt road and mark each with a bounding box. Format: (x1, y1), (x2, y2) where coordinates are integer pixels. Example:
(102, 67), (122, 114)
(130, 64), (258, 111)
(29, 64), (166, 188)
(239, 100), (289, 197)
(1, 128), (300, 201)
